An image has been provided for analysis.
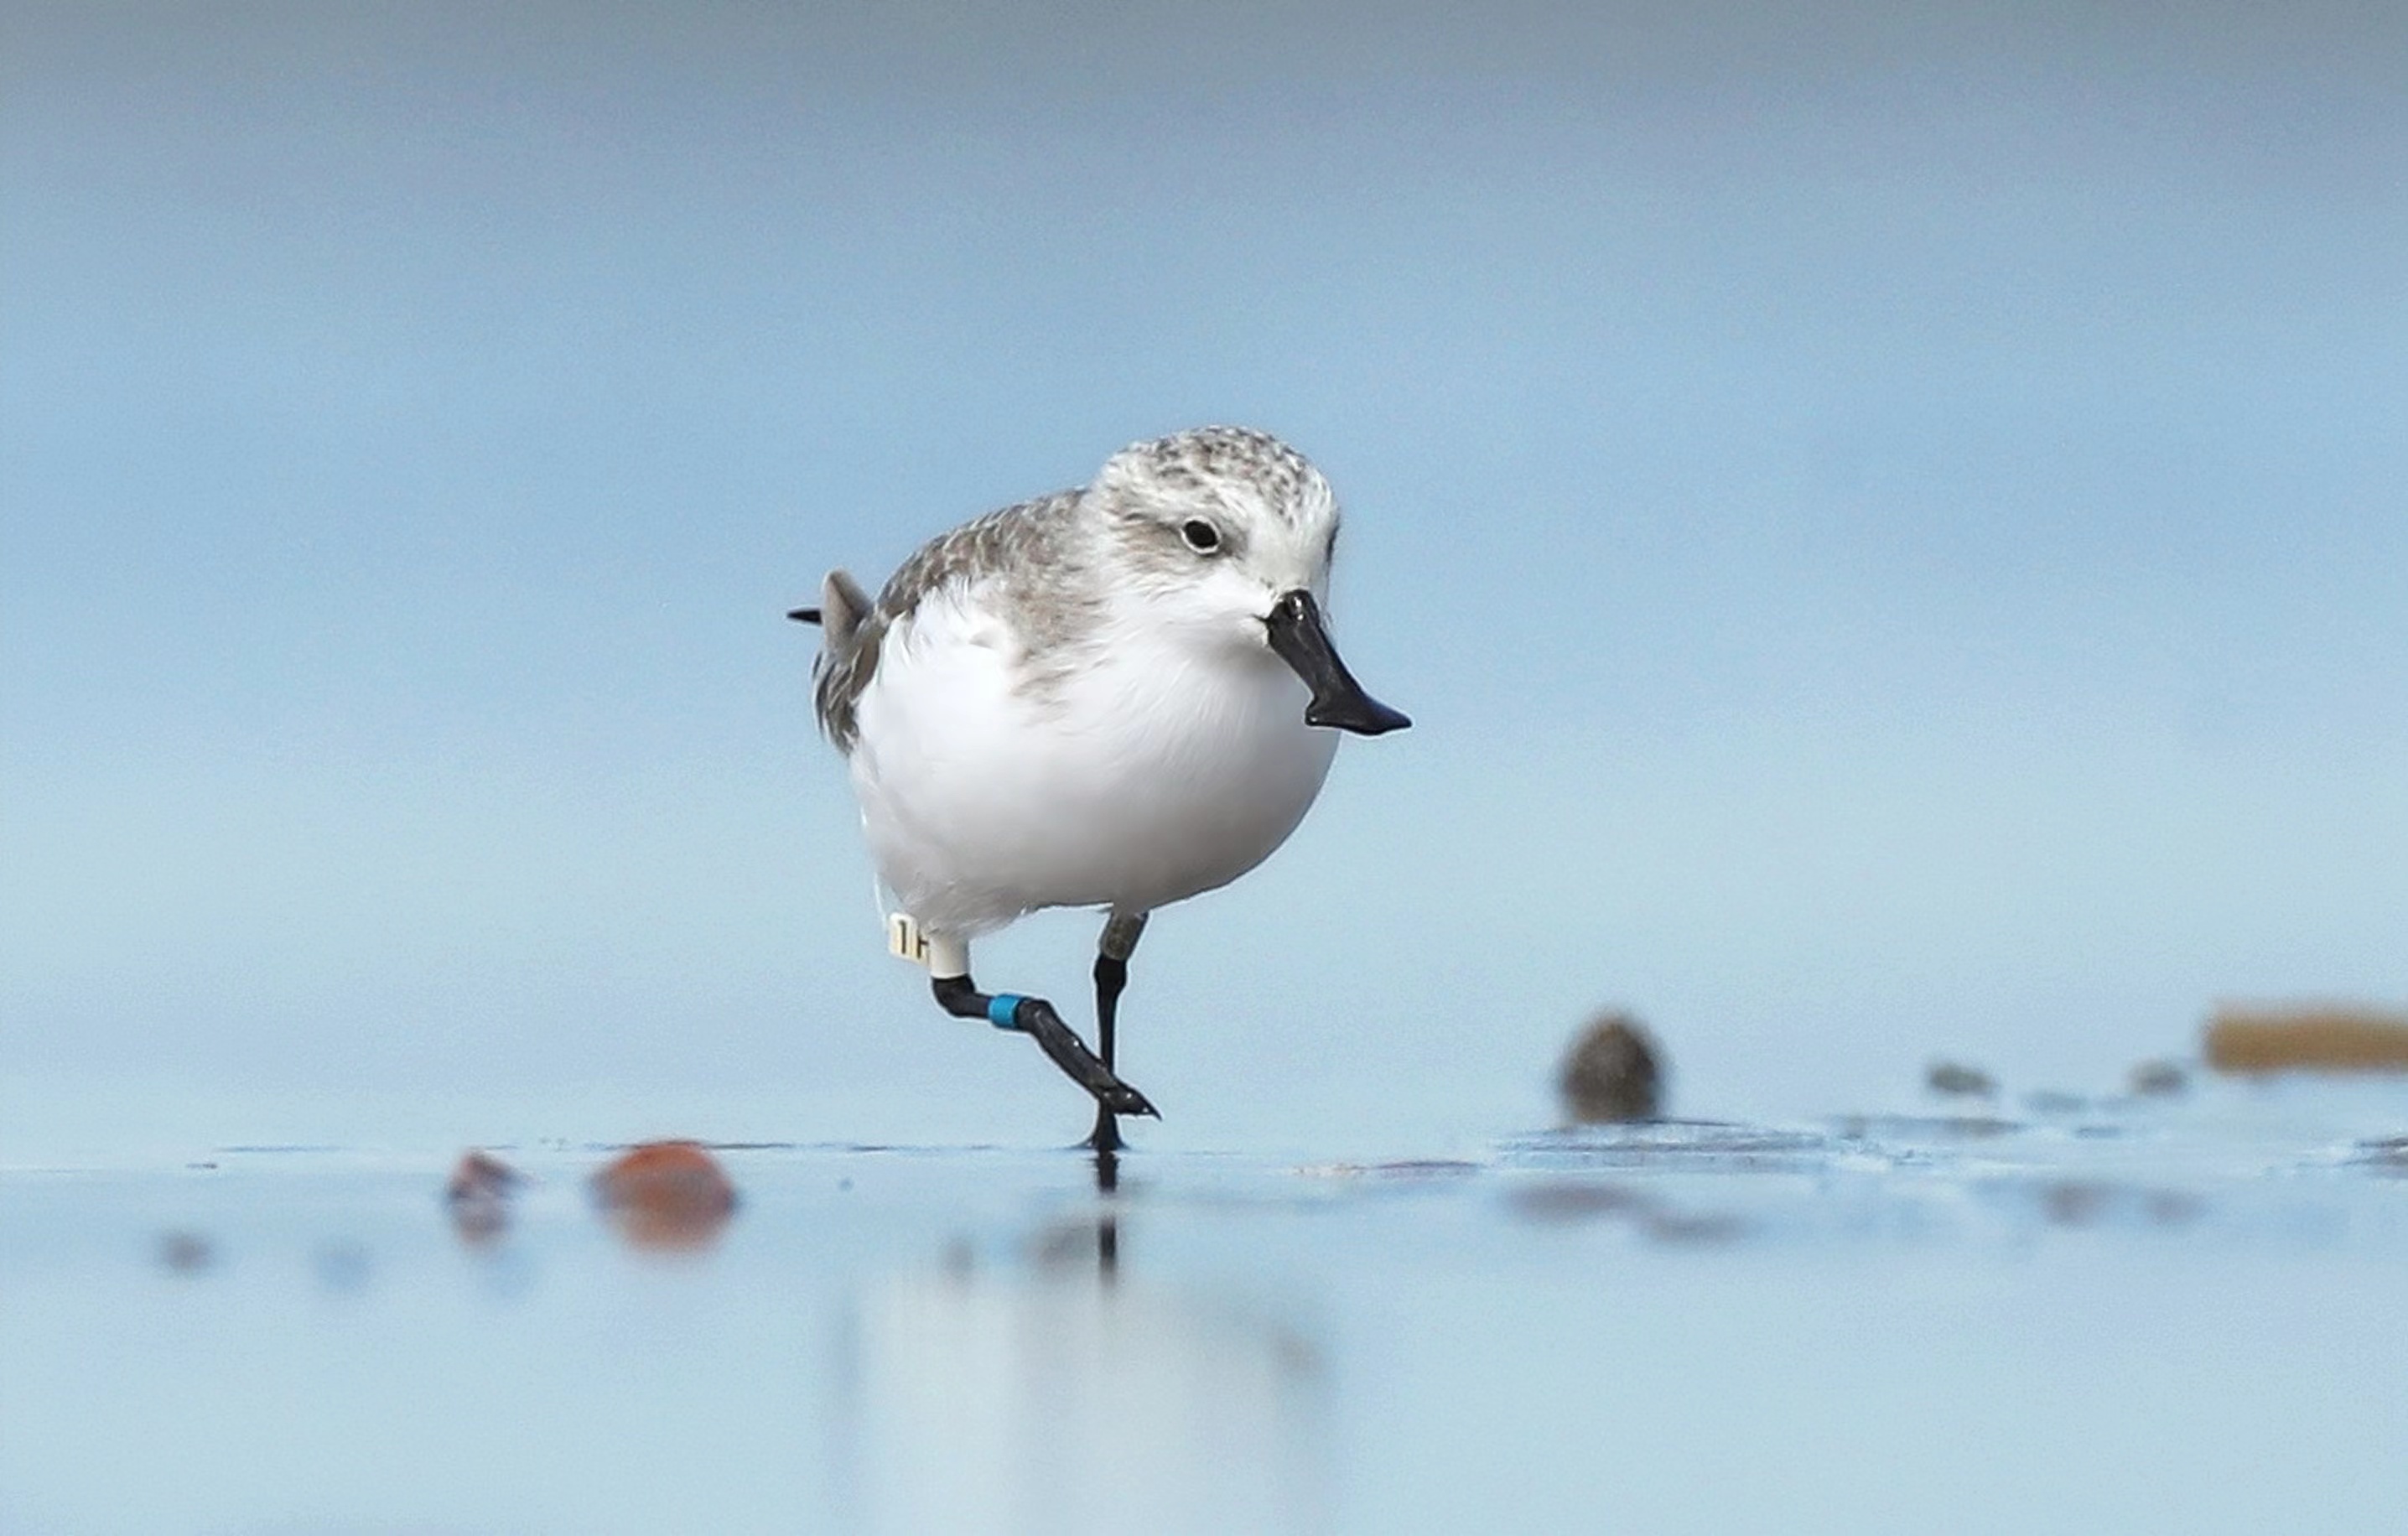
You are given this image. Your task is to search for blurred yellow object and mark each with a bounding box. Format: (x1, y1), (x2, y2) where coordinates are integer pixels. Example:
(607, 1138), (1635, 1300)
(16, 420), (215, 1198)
(2205, 1004), (2408, 1074)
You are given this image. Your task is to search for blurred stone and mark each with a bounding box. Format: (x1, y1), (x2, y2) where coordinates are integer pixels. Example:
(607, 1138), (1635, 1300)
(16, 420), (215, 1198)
(2356, 1136), (2408, 1175)
(446, 1149), (519, 1201)
(2141, 1189), (2204, 1227)
(314, 1240), (373, 1294)
(2128, 1059), (2188, 1098)
(1507, 1180), (1653, 1224)
(2040, 1180), (2113, 1227)
(594, 1140), (738, 1252)
(1558, 1011), (1663, 1123)
(1640, 1209), (1752, 1245)
(156, 1230), (214, 1274)
(1924, 1060), (1996, 1098)
(2205, 1004), (2408, 1075)
(2037, 1179), (2202, 1230)
(445, 1149), (522, 1248)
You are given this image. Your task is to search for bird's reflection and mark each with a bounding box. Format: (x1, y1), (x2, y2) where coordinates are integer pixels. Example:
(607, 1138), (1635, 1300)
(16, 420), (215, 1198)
(836, 1148), (1326, 1535)
(1094, 1145), (1119, 1277)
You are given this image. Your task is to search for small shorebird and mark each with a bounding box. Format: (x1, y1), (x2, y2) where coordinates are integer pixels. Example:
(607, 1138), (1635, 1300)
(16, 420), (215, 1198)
(791, 426), (1409, 1148)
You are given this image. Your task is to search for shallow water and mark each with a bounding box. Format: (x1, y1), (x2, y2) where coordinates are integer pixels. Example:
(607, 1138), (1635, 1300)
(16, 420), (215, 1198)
(5, 1085), (2405, 1535)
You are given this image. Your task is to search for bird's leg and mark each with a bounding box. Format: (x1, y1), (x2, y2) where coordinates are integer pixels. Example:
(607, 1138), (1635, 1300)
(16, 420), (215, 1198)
(932, 972), (1157, 1119)
(1087, 911), (1150, 1152)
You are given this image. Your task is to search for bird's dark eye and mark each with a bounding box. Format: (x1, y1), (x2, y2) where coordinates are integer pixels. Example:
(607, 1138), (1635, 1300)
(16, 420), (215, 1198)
(1180, 519), (1222, 554)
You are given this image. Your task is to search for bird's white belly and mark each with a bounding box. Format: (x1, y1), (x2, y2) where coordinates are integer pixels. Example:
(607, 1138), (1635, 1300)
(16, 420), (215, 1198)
(848, 597), (1338, 936)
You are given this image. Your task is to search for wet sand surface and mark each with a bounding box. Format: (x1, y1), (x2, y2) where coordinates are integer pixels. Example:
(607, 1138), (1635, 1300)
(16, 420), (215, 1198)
(5, 1085), (2405, 1534)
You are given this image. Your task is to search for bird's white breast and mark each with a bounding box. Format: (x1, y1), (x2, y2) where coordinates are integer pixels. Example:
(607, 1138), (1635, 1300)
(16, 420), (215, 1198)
(848, 582), (1339, 937)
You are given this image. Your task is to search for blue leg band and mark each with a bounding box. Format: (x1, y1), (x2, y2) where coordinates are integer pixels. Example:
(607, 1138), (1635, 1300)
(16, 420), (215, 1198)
(988, 994), (1025, 1030)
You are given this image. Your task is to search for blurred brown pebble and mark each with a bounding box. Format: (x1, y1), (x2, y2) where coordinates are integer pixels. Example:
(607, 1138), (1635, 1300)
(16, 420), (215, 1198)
(1559, 1011), (1664, 1123)
(1924, 1060), (1997, 1098)
(594, 1140), (738, 1252)
(2205, 1004), (2408, 1075)
(444, 1149), (522, 1246)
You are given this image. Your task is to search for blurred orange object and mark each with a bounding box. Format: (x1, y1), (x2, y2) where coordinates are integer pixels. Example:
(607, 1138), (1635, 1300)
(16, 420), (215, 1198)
(594, 1140), (738, 1251)
(2205, 1004), (2408, 1075)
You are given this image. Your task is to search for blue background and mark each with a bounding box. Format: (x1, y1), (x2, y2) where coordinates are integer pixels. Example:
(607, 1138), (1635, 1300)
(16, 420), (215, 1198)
(6, 1), (2404, 1157)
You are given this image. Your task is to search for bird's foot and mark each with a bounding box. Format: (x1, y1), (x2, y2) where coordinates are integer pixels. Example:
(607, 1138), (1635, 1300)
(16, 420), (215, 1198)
(1011, 998), (1160, 1118)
